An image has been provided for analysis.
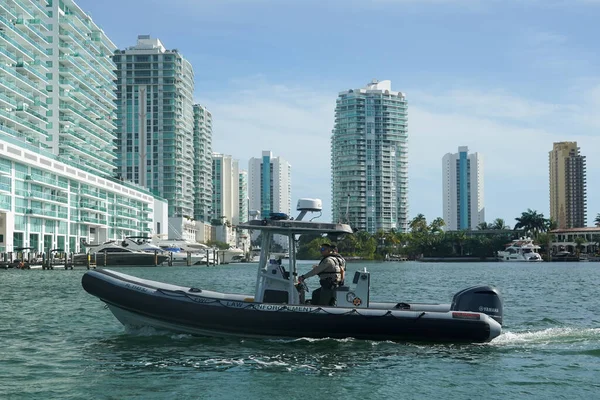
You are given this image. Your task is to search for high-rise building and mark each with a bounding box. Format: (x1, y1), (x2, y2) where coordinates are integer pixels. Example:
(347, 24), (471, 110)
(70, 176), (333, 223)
(331, 80), (408, 233)
(248, 151), (292, 219)
(193, 104), (212, 222)
(0, 0), (166, 253)
(212, 153), (240, 226)
(549, 142), (587, 228)
(113, 35), (195, 218)
(442, 146), (484, 231)
(237, 170), (250, 250)
(239, 170), (248, 224)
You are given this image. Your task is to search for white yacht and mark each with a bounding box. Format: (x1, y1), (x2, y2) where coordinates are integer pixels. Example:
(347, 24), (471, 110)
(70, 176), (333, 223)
(75, 240), (168, 266)
(120, 236), (164, 253)
(497, 238), (543, 262)
(217, 247), (245, 264)
(153, 238), (216, 265)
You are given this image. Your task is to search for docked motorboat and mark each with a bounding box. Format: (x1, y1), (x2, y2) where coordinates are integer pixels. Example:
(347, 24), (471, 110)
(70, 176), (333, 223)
(217, 247), (245, 264)
(82, 198), (504, 343)
(158, 246), (206, 265)
(497, 237), (543, 262)
(74, 240), (168, 267)
(154, 238), (217, 265)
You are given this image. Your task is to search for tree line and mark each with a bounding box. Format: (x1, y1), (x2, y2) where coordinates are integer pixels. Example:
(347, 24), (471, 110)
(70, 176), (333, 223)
(294, 209), (599, 260)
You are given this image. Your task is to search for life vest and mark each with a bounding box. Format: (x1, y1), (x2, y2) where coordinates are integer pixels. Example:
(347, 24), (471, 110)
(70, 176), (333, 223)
(317, 254), (346, 284)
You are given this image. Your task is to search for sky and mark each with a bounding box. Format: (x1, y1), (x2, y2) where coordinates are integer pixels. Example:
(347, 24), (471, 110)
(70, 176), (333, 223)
(77, 0), (600, 226)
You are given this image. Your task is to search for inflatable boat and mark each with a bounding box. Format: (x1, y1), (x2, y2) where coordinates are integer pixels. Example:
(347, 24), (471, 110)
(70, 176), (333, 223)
(82, 199), (504, 343)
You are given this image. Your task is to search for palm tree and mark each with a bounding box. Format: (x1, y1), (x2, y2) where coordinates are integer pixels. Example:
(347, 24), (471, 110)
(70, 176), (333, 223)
(515, 209), (548, 236)
(429, 217), (446, 234)
(546, 218), (558, 232)
(447, 231), (467, 256)
(574, 237), (586, 257)
(476, 222), (491, 230)
(535, 232), (554, 261)
(595, 214), (600, 228)
(492, 218), (509, 230)
(591, 234), (600, 255)
(409, 214), (428, 233)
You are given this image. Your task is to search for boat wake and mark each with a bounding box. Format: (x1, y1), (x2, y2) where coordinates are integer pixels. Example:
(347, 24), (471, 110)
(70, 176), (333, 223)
(493, 327), (600, 346)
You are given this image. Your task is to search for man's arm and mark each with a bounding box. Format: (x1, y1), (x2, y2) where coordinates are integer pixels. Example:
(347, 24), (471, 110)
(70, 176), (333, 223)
(301, 258), (332, 280)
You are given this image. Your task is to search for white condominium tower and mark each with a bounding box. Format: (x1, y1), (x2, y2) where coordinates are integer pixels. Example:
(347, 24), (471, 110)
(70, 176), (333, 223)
(248, 151), (292, 219)
(442, 146), (484, 231)
(0, 0), (166, 253)
(193, 104), (212, 223)
(549, 142), (586, 228)
(113, 35), (195, 218)
(238, 170), (248, 224)
(212, 154), (240, 226)
(331, 80), (408, 233)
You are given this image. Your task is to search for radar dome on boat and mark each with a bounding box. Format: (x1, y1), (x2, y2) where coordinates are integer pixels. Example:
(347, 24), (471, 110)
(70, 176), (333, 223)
(297, 198), (322, 212)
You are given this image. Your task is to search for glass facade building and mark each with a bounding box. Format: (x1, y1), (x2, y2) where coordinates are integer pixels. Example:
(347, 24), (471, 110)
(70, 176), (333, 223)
(193, 104), (212, 222)
(113, 35), (195, 218)
(248, 151), (292, 220)
(331, 80), (408, 233)
(0, 0), (165, 253)
(247, 151), (291, 249)
(442, 146), (484, 231)
(211, 153), (240, 226)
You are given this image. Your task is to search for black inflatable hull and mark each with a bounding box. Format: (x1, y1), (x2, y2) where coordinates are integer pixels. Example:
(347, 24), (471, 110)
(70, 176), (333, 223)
(82, 269), (501, 343)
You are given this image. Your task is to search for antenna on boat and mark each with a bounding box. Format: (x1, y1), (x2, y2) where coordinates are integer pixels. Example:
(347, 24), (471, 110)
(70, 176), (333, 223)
(296, 198), (322, 221)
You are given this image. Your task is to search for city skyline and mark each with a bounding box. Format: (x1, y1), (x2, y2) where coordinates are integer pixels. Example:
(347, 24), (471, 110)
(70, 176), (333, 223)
(76, 0), (600, 226)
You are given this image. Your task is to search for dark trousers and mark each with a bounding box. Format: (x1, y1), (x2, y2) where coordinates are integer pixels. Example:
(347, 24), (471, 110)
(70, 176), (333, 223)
(311, 285), (336, 306)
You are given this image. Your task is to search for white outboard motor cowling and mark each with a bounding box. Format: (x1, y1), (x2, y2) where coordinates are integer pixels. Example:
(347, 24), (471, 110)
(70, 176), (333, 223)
(451, 285), (503, 325)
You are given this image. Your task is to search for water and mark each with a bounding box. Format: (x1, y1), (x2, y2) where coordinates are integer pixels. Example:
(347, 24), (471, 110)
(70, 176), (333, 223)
(1, 261), (599, 399)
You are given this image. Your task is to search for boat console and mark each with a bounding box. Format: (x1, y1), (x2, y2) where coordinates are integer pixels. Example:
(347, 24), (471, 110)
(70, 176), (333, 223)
(238, 198), (354, 305)
(261, 258), (297, 304)
(335, 269), (370, 308)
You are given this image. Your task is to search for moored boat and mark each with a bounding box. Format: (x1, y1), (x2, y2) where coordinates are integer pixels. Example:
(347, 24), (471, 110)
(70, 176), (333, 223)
(497, 237), (543, 262)
(74, 240), (168, 266)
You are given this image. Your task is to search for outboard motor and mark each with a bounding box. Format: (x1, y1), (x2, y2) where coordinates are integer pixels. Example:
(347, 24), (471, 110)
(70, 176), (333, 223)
(451, 285), (503, 325)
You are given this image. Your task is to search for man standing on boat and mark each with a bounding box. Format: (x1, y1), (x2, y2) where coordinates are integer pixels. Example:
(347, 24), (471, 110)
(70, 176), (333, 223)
(298, 243), (346, 306)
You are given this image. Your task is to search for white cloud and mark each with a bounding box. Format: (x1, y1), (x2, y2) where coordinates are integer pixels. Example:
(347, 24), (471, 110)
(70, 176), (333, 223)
(412, 89), (569, 121)
(197, 77), (336, 220)
(198, 78), (600, 225)
(409, 87), (600, 224)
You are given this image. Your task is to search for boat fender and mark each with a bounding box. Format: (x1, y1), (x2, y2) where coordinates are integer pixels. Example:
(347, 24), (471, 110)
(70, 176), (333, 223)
(188, 287), (202, 293)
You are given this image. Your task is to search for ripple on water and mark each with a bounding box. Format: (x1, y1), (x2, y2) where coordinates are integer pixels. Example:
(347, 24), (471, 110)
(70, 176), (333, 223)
(2, 263), (600, 399)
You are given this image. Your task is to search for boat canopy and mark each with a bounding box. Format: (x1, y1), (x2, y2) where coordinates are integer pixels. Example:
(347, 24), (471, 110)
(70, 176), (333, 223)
(238, 217), (353, 304)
